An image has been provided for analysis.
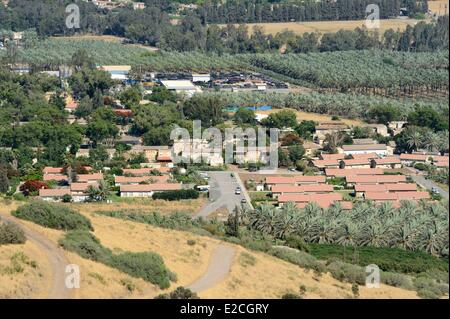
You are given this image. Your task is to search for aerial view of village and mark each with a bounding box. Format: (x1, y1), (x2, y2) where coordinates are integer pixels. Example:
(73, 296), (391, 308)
(0, 0), (449, 306)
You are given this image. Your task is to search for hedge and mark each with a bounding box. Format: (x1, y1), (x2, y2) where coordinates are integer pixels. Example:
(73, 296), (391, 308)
(12, 201), (93, 231)
(152, 189), (199, 201)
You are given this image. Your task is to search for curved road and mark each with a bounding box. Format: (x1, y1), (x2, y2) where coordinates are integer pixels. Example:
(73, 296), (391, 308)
(0, 211), (74, 299)
(187, 244), (236, 293)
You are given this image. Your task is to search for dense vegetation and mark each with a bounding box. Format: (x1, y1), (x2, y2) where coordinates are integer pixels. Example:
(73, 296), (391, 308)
(307, 243), (449, 274)
(152, 189), (200, 201)
(12, 201), (93, 231)
(59, 229), (174, 288)
(195, 0), (428, 23)
(244, 201), (449, 256)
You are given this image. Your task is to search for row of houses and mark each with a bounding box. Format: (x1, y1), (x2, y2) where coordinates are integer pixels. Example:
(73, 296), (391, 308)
(40, 166), (104, 202)
(311, 152), (449, 171)
(264, 163), (433, 209)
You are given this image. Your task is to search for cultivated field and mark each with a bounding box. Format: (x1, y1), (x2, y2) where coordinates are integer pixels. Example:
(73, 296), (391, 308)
(256, 108), (365, 126)
(219, 18), (424, 36)
(429, 0), (449, 15)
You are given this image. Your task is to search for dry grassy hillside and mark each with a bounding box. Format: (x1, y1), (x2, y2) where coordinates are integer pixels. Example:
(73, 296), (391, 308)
(0, 200), (419, 299)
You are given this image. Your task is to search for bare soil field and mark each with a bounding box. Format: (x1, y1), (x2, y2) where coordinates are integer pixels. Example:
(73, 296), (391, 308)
(257, 108), (365, 126)
(219, 18), (424, 36)
(429, 0), (449, 15)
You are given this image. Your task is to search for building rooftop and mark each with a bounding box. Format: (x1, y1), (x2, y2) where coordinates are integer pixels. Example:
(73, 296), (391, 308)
(265, 176), (326, 185)
(43, 167), (64, 174)
(39, 188), (71, 197)
(346, 175), (407, 184)
(161, 80), (197, 90)
(374, 156), (402, 165)
(115, 175), (169, 184)
(342, 144), (387, 151)
(271, 184), (334, 193)
(325, 168), (384, 177)
(355, 183), (417, 193)
(120, 183), (182, 192)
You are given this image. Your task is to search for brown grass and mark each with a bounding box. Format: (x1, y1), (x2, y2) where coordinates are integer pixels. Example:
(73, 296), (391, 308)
(219, 18), (425, 36)
(257, 108), (365, 126)
(428, 0), (449, 15)
(0, 241), (52, 299)
(76, 198), (206, 216)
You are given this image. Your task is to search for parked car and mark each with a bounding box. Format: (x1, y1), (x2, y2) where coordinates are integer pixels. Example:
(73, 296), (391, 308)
(235, 187), (241, 195)
(241, 198), (247, 204)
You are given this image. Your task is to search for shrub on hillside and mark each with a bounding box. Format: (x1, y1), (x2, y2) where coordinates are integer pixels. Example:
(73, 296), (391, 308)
(58, 230), (112, 262)
(110, 252), (172, 289)
(0, 222), (26, 245)
(284, 235), (310, 252)
(269, 247), (325, 273)
(152, 189), (199, 201)
(380, 272), (414, 290)
(12, 201), (93, 231)
(325, 260), (366, 285)
(59, 230), (174, 289)
(155, 287), (200, 299)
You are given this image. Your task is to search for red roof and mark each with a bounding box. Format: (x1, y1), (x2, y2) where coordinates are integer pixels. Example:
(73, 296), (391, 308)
(77, 173), (104, 182)
(43, 174), (68, 182)
(278, 193), (343, 203)
(325, 168), (384, 177)
(355, 183), (416, 193)
(365, 191), (429, 201)
(400, 153), (428, 161)
(70, 182), (98, 192)
(312, 159), (340, 168)
(346, 175), (406, 184)
(113, 109), (133, 117)
(272, 184), (333, 193)
(343, 159), (371, 166)
(39, 188), (71, 197)
(433, 155), (449, 162)
(43, 167), (64, 174)
(265, 176), (326, 185)
(374, 156), (401, 165)
(350, 153), (379, 160)
(115, 175), (169, 184)
(319, 153), (345, 160)
(434, 161), (449, 168)
(120, 183), (182, 192)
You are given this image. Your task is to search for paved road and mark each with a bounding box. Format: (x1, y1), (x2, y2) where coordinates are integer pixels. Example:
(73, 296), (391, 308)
(411, 175), (449, 201)
(187, 244), (236, 293)
(195, 171), (252, 219)
(0, 211), (74, 299)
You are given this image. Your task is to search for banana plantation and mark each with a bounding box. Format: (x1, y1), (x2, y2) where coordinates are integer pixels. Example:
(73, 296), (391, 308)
(244, 201), (449, 257)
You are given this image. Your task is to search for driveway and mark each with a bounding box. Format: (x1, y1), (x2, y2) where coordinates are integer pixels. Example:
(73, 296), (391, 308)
(411, 175), (449, 201)
(0, 210), (74, 299)
(186, 244), (236, 293)
(195, 171), (252, 219)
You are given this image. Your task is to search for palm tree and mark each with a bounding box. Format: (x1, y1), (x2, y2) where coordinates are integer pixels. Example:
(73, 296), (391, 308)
(323, 132), (345, 153)
(422, 131), (441, 153)
(251, 204), (277, 234)
(406, 130), (424, 151)
(419, 220), (447, 255)
(273, 202), (298, 238)
(437, 130), (449, 154)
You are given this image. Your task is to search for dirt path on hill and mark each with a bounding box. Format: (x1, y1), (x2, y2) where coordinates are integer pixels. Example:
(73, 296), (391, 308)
(187, 244), (236, 293)
(0, 211), (74, 299)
